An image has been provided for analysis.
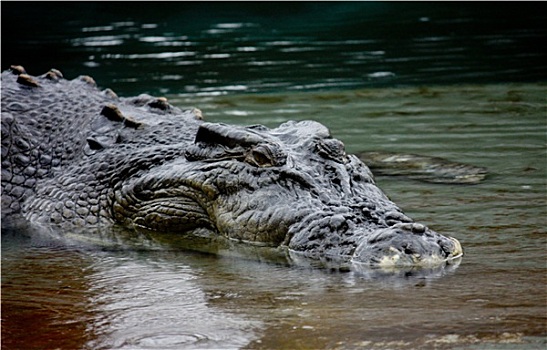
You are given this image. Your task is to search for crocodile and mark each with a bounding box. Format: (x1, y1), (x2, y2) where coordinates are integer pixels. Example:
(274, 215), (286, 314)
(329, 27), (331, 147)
(1, 66), (463, 269)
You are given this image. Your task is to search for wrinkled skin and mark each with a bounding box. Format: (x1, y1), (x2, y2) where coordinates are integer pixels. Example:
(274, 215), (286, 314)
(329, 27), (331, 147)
(1, 67), (463, 269)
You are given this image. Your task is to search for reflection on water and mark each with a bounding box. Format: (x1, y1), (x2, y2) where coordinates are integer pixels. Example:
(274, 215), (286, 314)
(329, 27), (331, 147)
(2, 2), (546, 349)
(1, 243), (259, 350)
(1, 245), (95, 350)
(85, 252), (259, 350)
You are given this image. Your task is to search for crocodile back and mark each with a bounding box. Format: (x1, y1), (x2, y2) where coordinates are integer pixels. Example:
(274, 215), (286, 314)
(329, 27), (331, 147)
(1, 69), (115, 214)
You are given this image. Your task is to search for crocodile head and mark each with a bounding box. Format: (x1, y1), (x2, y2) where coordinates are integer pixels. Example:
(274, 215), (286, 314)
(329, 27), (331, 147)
(116, 120), (463, 268)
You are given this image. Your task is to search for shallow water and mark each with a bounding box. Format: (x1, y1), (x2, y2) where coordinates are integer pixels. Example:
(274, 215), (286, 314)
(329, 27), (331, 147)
(2, 3), (547, 349)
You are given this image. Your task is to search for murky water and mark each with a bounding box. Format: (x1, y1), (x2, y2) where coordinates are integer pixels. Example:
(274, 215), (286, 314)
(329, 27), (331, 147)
(2, 3), (546, 349)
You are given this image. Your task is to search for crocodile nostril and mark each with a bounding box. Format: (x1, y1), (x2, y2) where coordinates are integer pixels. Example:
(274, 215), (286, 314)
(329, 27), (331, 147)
(403, 244), (414, 255)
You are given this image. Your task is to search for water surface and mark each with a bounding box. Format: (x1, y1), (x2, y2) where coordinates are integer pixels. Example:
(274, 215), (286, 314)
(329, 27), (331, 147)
(3, 3), (547, 95)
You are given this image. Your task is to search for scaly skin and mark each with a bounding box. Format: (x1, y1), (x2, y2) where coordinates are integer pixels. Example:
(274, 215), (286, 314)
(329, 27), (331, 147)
(1, 66), (463, 268)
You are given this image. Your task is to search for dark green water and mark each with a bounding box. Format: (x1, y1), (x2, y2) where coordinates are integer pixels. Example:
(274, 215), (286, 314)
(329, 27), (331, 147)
(3, 2), (547, 96)
(2, 3), (546, 349)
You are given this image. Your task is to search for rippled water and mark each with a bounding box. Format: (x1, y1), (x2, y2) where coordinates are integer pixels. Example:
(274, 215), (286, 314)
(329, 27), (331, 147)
(3, 3), (547, 96)
(2, 3), (546, 349)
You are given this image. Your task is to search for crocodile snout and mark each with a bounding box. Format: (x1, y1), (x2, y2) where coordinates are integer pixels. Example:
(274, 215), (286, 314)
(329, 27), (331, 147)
(351, 223), (463, 268)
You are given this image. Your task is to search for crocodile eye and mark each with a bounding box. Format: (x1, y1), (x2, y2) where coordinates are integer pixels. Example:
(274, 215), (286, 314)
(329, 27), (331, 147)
(316, 138), (347, 163)
(245, 144), (286, 168)
(248, 149), (272, 167)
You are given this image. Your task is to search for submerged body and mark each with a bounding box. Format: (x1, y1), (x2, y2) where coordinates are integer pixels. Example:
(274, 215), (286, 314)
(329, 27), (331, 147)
(1, 67), (462, 269)
(358, 151), (488, 184)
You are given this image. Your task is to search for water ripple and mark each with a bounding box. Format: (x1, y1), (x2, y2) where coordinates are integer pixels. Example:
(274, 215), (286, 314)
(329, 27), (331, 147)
(86, 254), (260, 349)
